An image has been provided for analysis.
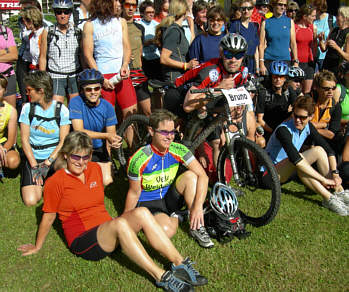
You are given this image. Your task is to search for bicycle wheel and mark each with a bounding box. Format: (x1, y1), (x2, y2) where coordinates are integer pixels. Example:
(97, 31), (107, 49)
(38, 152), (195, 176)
(116, 114), (150, 170)
(217, 137), (281, 227)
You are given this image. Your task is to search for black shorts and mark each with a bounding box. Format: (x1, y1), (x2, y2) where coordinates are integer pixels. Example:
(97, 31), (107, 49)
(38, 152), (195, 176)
(20, 157), (55, 188)
(299, 62), (314, 80)
(136, 184), (184, 215)
(70, 225), (111, 261)
(136, 81), (151, 102)
(92, 146), (110, 163)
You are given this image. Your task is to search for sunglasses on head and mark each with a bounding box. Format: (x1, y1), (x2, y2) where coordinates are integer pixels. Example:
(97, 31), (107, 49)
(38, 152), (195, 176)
(240, 6), (254, 11)
(320, 86), (336, 91)
(223, 50), (245, 60)
(70, 154), (90, 161)
(84, 86), (101, 92)
(124, 2), (136, 9)
(293, 113), (308, 121)
(54, 9), (72, 15)
(154, 129), (177, 137)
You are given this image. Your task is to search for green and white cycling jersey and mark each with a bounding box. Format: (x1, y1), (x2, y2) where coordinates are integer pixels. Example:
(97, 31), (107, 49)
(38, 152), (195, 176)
(127, 142), (194, 202)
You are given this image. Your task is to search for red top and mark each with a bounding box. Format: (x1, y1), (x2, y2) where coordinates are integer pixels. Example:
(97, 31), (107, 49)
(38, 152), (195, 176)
(250, 7), (263, 27)
(295, 23), (314, 63)
(43, 162), (112, 247)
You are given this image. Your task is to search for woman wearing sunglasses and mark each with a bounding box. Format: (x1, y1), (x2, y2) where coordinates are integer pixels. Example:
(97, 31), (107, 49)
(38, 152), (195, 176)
(228, 0), (260, 74)
(19, 71), (70, 206)
(69, 69), (121, 186)
(18, 131), (207, 292)
(264, 95), (349, 216)
(259, 0), (299, 75)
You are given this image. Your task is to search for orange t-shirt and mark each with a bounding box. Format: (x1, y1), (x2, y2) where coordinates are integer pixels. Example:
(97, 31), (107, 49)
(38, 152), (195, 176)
(43, 162), (112, 247)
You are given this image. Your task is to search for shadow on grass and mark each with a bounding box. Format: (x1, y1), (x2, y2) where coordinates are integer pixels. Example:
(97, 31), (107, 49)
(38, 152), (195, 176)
(281, 187), (322, 207)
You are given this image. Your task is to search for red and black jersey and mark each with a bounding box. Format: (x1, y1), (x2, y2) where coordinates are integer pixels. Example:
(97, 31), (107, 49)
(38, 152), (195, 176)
(174, 58), (249, 89)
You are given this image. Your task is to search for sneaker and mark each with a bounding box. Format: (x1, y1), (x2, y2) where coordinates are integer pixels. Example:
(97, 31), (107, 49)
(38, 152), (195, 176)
(322, 196), (348, 216)
(170, 209), (189, 224)
(171, 257), (208, 286)
(334, 190), (349, 205)
(189, 226), (214, 248)
(156, 270), (194, 292)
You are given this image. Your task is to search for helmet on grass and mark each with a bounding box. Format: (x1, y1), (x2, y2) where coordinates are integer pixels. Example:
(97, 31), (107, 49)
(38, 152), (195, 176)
(220, 33), (248, 54)
(270, 61), (289, 76)
(210, 182), (238, 220)
(78, 69), (104, 88)
(52, 0), (73, 9)
(288, 66), (305, 80)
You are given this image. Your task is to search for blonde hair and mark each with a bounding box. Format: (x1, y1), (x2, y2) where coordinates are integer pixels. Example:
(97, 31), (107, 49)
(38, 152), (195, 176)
(20, 6), (43, 29)
(338, 6), (349, 20)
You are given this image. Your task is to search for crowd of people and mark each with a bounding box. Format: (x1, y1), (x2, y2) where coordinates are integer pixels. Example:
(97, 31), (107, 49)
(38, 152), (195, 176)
(0, 0), (348, 290)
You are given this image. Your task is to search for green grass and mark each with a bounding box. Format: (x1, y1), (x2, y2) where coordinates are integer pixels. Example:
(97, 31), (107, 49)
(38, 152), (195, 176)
(1, 171), (348, 292)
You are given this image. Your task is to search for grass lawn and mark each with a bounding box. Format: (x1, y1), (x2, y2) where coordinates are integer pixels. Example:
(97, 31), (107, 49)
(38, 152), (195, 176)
(1, 170), (348, 292)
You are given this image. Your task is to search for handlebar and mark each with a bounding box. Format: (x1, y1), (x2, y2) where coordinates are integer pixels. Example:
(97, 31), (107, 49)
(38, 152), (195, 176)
(190, 88), (224, 94)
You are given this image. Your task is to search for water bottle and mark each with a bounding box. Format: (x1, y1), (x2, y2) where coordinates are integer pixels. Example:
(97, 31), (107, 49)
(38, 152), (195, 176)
(109, 73), (123, 85)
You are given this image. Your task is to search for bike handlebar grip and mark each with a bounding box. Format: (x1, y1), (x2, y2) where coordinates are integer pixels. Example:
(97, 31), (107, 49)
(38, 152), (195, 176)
(190, 89), (209, 94)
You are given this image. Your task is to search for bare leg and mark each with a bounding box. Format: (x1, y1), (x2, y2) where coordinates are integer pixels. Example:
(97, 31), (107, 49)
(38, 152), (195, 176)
(302, 79), (313, 94)
(122, 104), (138, 148)
(151, 89), (163, 109)
(5, 150), (20, 169)
(97, 207), (184, 281)
(209, 139), (220, 169)
(21, 185), (42, 206)
(138, 98), (152, 116)
(175, 170), (198, 208)
(154, 213), (178, 238)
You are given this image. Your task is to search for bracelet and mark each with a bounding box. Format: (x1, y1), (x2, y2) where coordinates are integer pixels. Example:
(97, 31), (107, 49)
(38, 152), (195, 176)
(259, 58), (264, 61)
(183, 62), (187, 71)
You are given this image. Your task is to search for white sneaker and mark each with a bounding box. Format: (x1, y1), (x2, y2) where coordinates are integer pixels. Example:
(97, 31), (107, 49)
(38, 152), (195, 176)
(334, 190), (349, 206)
(323, 196), (348, 216)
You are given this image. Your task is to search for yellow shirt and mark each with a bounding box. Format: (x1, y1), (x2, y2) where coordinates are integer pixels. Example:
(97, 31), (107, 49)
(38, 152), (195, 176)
(0, 101), (13, 144)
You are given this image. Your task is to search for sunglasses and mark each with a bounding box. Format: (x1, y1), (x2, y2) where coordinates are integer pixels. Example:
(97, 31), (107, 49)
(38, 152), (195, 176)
(209, 18), (224, 22)
(145, 10), (155, 13)
(240, 6), (254, 11)
(320, 86), (336, 91)
(223, 50), (245, 60)
(293, 113), (308, 121)
(124, 3), (136, 9)
(84, 86), (101, 92)
(291, 78), (303, 83)
(54, 9), (72, 15)
(70, 154), (90, 161)
(277, 3), (287, 7)
(287, 9), (298, 13)
(259, 4), (268, 8)
(154, 129), (177, 137)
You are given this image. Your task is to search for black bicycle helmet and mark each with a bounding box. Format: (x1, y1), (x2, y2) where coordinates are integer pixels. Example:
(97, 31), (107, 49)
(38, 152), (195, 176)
(270, 61), (289, 76)
(78, 69), (104, 88)
(288, 66), (305, 79)
(210, 182), (238, 220)
(220, 33), (248, 54)
(52, 0), (73, 9)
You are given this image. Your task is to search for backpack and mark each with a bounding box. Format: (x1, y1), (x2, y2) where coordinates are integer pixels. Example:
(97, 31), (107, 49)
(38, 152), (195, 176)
(204, 205), (250, 243)
(72, 8), (89, 27)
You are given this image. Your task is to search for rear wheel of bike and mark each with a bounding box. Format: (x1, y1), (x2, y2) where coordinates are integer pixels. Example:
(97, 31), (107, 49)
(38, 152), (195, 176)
(116, 114), (150, 171)
(217, 137), (281, 227)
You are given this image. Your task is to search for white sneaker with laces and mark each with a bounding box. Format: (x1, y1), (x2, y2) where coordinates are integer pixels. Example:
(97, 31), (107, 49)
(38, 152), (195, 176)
(189, 226), (214, 248)
(323, 196), (348, 216)
(334, 190), (349, 206)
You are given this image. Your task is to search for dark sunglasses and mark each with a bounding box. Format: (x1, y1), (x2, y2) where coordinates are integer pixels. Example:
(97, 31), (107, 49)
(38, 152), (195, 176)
(223, 50), (245, 60)
(54, 9), (72, 15)
(287, 9), (298, 13)
(293, 113), (308, 121)
(70, 154), (90, 161)
(154, 129), (177, 137)
(240, 6), (254, 11)
(209, 17), (224, 22)
(124, 3), (136, 9)
(277, 3), (287, 7)
(84, 86), (101, 92)
(291, 78), (303, 83)
(320, 86), (336, 91)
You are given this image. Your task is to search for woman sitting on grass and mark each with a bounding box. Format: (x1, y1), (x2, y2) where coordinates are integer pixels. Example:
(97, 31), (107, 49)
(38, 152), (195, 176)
(0, 73), (20, 178)
(264, 95), (349, 216)
(17, 131), (208, 292)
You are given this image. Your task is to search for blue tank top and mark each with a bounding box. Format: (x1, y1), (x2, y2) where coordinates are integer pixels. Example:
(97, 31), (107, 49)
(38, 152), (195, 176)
(264, 15), (291, 61)
(266, 119), (310, 165)
(92, 18), (123, 74)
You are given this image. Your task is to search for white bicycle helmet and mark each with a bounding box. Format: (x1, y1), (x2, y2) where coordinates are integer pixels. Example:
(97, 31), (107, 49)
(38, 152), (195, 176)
(52, 0), (73, 9)
(220, 33), (248, 53)
(210, 182), (238, 220)
(288, 66), (305, 79)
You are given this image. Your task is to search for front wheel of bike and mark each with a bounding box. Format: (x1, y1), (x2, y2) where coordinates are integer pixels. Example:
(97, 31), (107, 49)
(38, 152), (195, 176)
(217, 137), (281, 227)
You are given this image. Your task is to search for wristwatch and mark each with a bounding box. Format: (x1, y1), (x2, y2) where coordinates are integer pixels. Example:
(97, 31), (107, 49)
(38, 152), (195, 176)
(331, 169), (339, 175)
(47, 157), (54, 164)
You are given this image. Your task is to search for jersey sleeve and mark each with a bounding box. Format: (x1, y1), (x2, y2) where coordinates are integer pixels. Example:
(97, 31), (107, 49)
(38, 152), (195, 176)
(105, 101), (118, 126)
(60, 104), (71, 126)
(127, 147), (149, 181)
(18, 103), (30, 125)
(275, 126), (303, 165)
(42, 172), (64, 213)
(309, 122), (336, 157)
(169, 142), (194, 166)
(69, 96), (83, 120)
(162, 27), (181, 52)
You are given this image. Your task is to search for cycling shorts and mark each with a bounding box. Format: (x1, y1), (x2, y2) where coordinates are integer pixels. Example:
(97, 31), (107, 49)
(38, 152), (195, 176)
(102, 73), (137, 109)
(299, 62), (314, 80)
(52, 76), (79, 97)
(136, 81), (151, 102)
(4, 74), (16, 97)
(92, 146), (111, 163)
(20, 157), (55, 187)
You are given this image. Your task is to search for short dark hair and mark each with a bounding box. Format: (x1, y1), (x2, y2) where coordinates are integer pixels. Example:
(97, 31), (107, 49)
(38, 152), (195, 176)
(207, 5), (225, 22)
(149, 109), (177, 129)
(193, 0), (209, 18)
(314, 70), (337, 89)
(24, 71), (53, 103)
(293, 94), (315, 116)
(139, 0), (154, 15)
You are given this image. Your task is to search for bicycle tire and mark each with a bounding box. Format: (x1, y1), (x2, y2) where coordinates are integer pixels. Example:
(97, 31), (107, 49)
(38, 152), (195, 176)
(217, 137), (281, 227)
(189, 117), (224, 152)
(116, 114), (150, 170)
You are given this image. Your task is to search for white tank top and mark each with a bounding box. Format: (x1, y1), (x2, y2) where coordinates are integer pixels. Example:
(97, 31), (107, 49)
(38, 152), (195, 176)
(92, 17), (123, 74)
